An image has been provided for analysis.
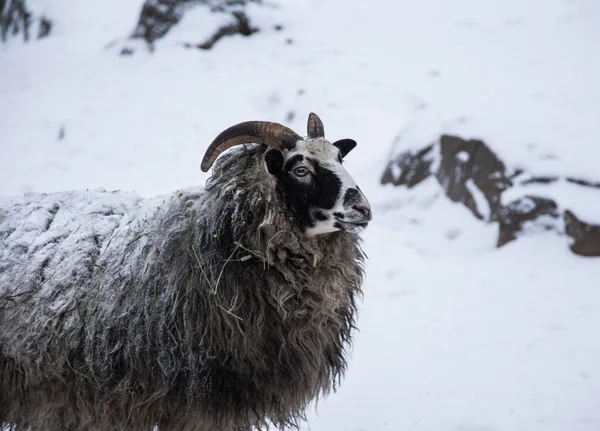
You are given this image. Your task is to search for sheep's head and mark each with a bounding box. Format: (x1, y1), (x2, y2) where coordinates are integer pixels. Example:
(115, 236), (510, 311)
(202, 113), (371, 236)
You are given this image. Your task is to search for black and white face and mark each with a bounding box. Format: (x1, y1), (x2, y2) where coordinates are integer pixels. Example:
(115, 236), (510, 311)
(264, 137), (372, 236)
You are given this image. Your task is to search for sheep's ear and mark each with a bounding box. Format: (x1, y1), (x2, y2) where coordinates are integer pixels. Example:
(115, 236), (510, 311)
(332, 139), (357, 158)
(264, 148), (284, 175)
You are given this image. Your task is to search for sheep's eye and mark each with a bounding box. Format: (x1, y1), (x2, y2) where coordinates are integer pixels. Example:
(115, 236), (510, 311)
(293, 167), (309, 177)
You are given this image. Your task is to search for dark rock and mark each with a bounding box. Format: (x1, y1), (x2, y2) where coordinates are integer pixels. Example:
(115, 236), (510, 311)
(566, 177), (600, 189)
(131, 0), (194, 46)
(129, 0), (260, 51)
(564, 210), (600, 257)
(195, 10), (258, 50)
(120, 47), (135, 56)
(437, 135), (512, 220)
(496, 196), (559, 247)
(1, 0), (52, 42)
(381, 132), (600, 256)
(520, 175), (560, 185)
(37, 15), (51, 39)
(381, 135), (512, 220)
(1, 0), (30, 42)
(285, 110), (295, 123)
(380, 143), (436, 188)
(507, 167), (525, 180)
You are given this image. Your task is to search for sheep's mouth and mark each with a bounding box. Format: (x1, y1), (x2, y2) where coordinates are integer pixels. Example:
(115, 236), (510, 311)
(335, 219), (369, 230)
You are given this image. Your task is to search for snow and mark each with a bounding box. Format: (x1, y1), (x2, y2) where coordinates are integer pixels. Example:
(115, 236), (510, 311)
(465, 178), (490, 220)
(456, 151), (470, 163)
(389, 162), (402, 183)
(1, 0), (600, 430)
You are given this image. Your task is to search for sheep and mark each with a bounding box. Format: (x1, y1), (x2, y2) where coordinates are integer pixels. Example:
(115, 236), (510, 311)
(0, 112), (372, 431)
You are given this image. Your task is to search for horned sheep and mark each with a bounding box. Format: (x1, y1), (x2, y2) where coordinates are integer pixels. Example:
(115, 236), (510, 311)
(0, 113), (372, 430)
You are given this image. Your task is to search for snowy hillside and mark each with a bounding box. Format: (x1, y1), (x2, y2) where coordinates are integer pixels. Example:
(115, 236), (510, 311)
(1, 0), (600, 430)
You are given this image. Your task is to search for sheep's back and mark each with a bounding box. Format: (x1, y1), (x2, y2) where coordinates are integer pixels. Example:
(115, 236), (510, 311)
(0, 189), (159, 291)
(0, 189), (168, 357)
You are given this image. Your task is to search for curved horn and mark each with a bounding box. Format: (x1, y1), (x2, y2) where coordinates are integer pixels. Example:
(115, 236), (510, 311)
(201, 121), (302, 172)
(307, 112), (325, 138)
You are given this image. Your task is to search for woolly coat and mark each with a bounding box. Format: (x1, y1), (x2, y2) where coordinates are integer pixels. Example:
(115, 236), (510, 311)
(0, 145), (365, 431)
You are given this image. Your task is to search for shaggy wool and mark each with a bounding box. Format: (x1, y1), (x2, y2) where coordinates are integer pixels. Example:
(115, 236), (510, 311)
(0, 145), (366, 431)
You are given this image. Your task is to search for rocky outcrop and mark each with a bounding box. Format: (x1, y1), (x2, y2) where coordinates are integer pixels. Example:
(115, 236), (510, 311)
(564, 210), (600, 257)
(0, 0), (52, 42)
(496, 196), (559, 247)
(382, 134), (600, 257)
(130, 0), (195, 46)
(182, 10), (257, 50)
(436, 135), (512, 220)
(2, 0), (268, 52)
(122, 0), (262, 54)
(381, 135), (512, 220)
(380, 143), (436, 188)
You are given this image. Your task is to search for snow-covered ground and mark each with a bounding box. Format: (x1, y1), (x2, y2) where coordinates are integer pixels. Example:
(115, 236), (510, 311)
(2, 0), (600, 430)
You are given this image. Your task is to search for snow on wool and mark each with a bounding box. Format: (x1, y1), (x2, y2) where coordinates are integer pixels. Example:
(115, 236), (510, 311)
(0, 142), (367, 431)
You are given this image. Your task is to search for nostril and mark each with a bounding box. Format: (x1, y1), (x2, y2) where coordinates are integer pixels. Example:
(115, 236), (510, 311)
(353, 204), (370, 218)
(353, 205), (365, 215)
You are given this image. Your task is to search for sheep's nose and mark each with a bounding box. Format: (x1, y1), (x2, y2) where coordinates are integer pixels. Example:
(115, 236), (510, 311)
(352, 203), (372, 221)
(344, 188), (372, 222)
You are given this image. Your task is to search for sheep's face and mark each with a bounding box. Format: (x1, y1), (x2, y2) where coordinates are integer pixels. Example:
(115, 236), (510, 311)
(264, 138), (372, 236)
